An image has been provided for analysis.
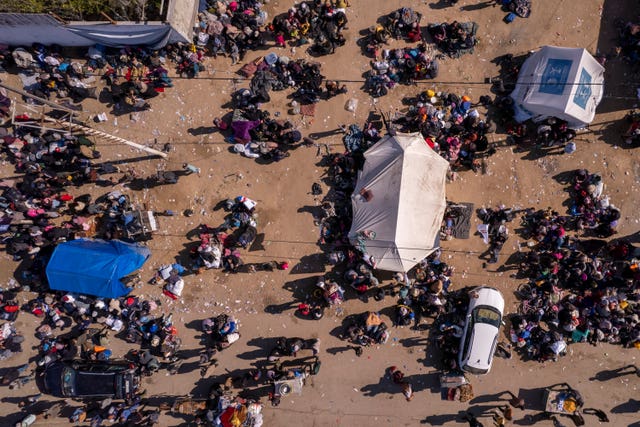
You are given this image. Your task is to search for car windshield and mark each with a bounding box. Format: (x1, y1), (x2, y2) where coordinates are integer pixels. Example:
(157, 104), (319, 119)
(62, 367), (76, 396)
(473, 306), (501, 328)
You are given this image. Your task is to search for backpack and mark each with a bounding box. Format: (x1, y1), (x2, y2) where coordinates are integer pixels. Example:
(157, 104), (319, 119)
(447, 93), (460, 106)
(311, 182), (322, 195)
(310, 359), (321, 375)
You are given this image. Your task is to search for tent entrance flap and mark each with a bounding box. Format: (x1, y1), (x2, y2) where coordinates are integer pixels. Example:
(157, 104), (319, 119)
(45, 239), (151, 298)
(348, 132), (449, 272)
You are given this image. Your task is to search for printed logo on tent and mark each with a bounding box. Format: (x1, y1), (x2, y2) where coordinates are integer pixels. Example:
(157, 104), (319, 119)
(539, 59), (572, 95)
(572, 68), (592, 110)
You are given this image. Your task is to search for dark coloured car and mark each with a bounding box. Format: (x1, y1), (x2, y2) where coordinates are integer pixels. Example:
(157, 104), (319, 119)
(43, 360), (140, 400)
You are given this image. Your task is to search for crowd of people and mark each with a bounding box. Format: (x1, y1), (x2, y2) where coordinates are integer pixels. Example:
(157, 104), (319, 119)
(0, 0), (637, 425)
(237, 53), (327, 107)
(389, 91), (496, 170)
(365, 45), (440, 97)
(196, 0), (350, 65)
(222, 103), (307, 161)
(508, 170), (638, 355)
(8, 43), (178, 114)
(616, 16), (640, 66)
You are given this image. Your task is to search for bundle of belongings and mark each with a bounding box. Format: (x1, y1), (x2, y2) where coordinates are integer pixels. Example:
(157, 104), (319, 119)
(0, 322), (24, 361)
(440, 373), (474, 402)
(499, 0), (532, 19)
(427, 21), (479, 58)
(152, 263), (187, 299)
(365, 44), (439, 97)
(95, 191), (155, 241)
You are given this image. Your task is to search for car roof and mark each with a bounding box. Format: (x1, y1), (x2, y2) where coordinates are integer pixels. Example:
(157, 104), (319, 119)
(75, 371), (118, 396)
(466, 322), (499, 370)
(469, 287), (504, 313)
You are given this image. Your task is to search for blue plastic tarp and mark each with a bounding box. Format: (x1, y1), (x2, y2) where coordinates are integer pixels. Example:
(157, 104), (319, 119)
(46, 239), (151, 299)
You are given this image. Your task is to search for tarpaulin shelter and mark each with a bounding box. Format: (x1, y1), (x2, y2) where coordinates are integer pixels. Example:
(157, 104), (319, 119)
(510, 46), (605, 128)
(65, 24), (178, 49)
(46, 239), (150, 298)
(348, 132), (449, 272)
(0, 2), (198, 48)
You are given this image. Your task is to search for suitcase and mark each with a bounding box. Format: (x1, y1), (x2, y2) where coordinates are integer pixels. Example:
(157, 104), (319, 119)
(238, 57), (264, 78)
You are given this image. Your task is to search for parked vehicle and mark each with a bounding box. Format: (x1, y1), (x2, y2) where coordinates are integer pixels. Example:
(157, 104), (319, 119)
(43, 360), (140, 400)
(458, 287), (505, 375)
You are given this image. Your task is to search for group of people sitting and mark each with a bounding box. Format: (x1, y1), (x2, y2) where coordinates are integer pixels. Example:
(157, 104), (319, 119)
(340, 311), (391, 347)
(242, 54), (326, 105)
(569, 169), (620, 238)
(365, 44), (440, 97)
(390, 91), (495, 170)
(270, 0), (349, 56)
(195, 0), (349, 65)
(616, 16), (640, 65)
(187, 196), (260, 276)
(427, 21), (478, 58)
(511, 238), (639, 359)
(9, 43), (178, 113)
(222, 105), (307, 161)
(0, 128), (117, 262)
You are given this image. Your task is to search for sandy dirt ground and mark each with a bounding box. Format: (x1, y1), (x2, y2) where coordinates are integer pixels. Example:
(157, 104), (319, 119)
(0, 0), (639, 425)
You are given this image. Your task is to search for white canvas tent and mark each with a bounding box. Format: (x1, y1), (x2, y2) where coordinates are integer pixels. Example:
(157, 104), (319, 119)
(348, 132), (449, 272)
(510, 46), (604, 128)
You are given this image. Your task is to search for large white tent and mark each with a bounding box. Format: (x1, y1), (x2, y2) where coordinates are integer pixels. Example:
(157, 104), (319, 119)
(510, 46), (604, 128)
(348, 132), (449, 272)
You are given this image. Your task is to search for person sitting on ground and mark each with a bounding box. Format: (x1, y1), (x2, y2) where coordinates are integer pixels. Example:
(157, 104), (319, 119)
(325, 80), (347, 98)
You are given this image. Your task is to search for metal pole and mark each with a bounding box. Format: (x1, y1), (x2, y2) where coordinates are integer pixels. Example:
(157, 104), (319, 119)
(43, 117), (168, 158)
(0, 80), (78, 115)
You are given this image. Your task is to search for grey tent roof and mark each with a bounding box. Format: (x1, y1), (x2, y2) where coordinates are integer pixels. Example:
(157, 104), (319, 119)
(0, 13), (60, 26)
(0, 13), (188, 48)
(0, 13), (89, 47)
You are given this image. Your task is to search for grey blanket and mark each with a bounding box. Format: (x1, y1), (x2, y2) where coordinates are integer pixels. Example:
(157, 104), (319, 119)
(446, 202), (474, 239)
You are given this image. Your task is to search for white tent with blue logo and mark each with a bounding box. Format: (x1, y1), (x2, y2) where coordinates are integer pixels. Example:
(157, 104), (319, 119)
(510, 46), (604, 128)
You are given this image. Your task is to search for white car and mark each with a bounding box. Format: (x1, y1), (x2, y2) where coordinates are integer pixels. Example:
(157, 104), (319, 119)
(458, 287), (505, 375)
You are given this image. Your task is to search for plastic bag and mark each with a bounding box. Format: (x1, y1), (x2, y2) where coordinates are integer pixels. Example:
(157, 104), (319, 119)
(345, 98), (358, 112)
